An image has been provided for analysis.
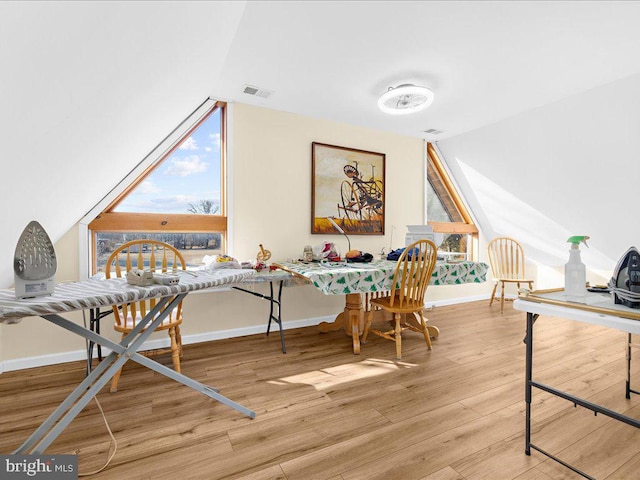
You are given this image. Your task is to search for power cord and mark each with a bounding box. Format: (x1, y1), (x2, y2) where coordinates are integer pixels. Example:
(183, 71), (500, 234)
(608, 277), (640, 304)
(76, 310), (118, 476)
(77, 397), (118, 476)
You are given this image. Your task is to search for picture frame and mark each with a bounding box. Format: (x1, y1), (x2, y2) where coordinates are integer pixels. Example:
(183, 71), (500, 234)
(311, 142), (385, 235)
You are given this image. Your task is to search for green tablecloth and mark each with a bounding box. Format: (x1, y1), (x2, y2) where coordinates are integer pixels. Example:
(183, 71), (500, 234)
(277, 259), (488, 295)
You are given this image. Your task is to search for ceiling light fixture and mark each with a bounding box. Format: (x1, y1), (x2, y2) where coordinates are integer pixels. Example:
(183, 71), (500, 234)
(378, 84), (434, 115)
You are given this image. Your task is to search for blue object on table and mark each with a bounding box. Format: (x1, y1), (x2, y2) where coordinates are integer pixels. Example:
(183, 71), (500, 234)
(386, 248), (405, 261)
(387, 247), (421, 261)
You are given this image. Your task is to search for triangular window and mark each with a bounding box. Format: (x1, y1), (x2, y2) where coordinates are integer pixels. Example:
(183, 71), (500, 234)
(426, 143), (477, 259)
(88, 101), (227, 273)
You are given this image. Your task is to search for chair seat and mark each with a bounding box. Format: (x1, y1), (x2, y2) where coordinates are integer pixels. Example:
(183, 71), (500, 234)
(495, 277), (534, 283)
(371, 296), (425, 313)
(114, 307), (181, 333)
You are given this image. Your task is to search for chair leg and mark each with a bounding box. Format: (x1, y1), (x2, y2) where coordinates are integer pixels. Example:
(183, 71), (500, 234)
(169, 327), (181, 374)
(418, 312), (432, 350)
(110, 333), (127, 393)
(500, 281), (505, 314)
(175, 325), (183, 357)
(394, 313), (402, 359)
(489, 282), (498, 307)
(362, 308), (373, 344)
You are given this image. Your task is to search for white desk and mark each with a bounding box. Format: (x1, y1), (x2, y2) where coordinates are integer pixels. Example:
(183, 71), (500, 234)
(0, 268), (256, 454)
(514, 290), (640, 480)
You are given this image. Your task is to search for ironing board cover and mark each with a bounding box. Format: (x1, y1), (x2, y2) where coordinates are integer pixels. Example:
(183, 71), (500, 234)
(0, 269), (256, 324)
(277, 259), (488, 295)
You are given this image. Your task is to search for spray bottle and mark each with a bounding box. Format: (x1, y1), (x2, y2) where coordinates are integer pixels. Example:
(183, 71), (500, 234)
(565, 235), (589, 302)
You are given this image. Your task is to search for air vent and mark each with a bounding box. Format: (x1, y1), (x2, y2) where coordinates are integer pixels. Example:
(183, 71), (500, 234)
(423, 128), (443, 135)
(242, 85), (273, 99)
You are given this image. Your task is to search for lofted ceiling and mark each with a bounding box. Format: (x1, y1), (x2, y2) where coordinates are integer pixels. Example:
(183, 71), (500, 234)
(214, 1), (640, 140)
(2, 1), (640, 288)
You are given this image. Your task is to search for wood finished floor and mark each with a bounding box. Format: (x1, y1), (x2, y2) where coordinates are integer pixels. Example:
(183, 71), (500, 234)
(2, 300), (640, 479)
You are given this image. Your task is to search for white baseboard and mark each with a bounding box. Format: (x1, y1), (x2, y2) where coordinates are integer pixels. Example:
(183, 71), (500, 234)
(0, 294), (490, 373)
(0, 315), (331, 373)
(426, 293), (492, 308)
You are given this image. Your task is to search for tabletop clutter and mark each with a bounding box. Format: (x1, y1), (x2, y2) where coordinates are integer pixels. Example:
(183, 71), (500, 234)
(200, 241), (377, 274)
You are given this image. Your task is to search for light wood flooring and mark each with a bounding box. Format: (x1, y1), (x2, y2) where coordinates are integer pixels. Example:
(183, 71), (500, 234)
(2, 300), (640, 479)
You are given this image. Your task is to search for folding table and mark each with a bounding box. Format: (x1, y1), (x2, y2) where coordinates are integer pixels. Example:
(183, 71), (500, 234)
(514, 289), (640, 479)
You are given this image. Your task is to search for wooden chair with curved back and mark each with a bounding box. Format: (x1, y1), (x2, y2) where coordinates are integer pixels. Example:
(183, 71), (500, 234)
(487, 237), (534, 313)
(105, 239), (186, 393)
(362, 239), (438, 359)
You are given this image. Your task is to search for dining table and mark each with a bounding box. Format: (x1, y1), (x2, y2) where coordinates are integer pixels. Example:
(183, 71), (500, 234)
(276, 258), (489, 354)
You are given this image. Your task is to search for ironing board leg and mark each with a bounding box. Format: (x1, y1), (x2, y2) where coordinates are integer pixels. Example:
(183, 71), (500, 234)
(15, 293), (254, 454)
(132, 354), (255, 418)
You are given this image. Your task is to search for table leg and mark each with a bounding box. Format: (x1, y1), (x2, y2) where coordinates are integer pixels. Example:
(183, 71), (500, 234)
(233, 281), (287, 354)
(318, 313), (346, 332)
(318, 293), (364, 354)
(525, 312), (534, 456)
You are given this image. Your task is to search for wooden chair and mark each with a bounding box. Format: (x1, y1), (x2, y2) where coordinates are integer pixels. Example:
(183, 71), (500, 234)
(362, 239), (438, 359)
(487, 237), (534, 313)
(104, 239), (186, 392)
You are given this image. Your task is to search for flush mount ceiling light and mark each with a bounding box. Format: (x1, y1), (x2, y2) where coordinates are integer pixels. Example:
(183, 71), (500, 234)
(377, 84), (434, 115)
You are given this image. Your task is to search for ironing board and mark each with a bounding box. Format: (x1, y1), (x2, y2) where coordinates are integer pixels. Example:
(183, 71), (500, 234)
(0, 268), (256, 454)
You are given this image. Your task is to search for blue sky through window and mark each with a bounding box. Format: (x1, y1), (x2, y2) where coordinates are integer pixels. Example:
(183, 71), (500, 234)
(115, 108), (222, 214)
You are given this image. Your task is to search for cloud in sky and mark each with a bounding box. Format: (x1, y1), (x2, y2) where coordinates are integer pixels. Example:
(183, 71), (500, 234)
(135, 180), (161, 194)
(164, 156), (208, 177)
(209, 133), (220, 148)
(179, 136), (198, 150)
(121, 194), (197, 213)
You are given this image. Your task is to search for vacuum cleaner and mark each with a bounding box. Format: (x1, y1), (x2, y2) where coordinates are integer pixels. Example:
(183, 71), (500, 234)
(609, 246), (640, 308)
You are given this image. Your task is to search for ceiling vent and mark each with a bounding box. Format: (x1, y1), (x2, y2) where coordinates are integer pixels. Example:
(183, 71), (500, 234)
(242, 85), (273, 99)
(424, 128), (443, 135)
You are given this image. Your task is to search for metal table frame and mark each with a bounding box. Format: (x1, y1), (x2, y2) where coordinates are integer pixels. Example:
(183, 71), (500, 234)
(89, 274), (291, 359)
(515, 293), (640, 479)
(233, 279), (286, 353)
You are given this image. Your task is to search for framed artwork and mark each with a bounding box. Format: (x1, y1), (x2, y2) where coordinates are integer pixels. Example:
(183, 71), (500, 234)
(311, 142), (385, 235)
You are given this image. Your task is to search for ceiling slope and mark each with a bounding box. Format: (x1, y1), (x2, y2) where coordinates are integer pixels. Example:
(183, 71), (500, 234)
(0, 1), (246, 287)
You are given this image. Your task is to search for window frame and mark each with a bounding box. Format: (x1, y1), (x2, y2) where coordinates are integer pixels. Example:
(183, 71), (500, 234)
(426, 142), (478, 259)
(85, 100), (228, 275)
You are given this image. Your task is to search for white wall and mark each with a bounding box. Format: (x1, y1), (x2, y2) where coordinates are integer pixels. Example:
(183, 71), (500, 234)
(0, 2), (246, 290)
(1, 104), (491, 368)
(437, 72), (640, 288)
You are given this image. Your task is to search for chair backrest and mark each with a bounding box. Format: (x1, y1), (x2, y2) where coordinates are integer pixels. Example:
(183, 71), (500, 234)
(104, 240), (186, 329)
(389, 239), (438, 309)
(487, 237), (527, 280)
